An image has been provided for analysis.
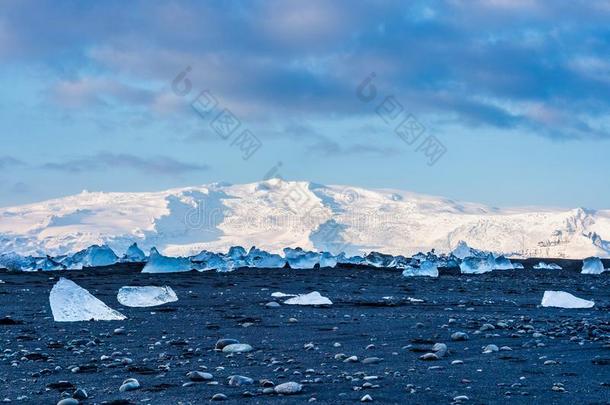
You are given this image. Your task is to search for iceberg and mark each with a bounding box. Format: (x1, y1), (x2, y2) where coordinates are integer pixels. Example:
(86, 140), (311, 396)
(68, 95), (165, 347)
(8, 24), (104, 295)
(62, 245), (118, 270)
(50, 278), (126, 321)
(401, 260), (439, 277)
(581, 257), (606, 274)
(0, 253), (35, 271)
(541, 291), (595, 309)
(283, 248), (320, 269)
(492, 255), (515, 270)
(142, 248), (194, 273)
(117, 286), (178, 307)
(459, 255), (495, 274)
(245, 247), (286, 268)
(284, 291), (333, 306)
(534, 262), (562, 270)
(319, 251), (338, 268)
(121, 243), (146, 263)
(363, 251), (394, 268)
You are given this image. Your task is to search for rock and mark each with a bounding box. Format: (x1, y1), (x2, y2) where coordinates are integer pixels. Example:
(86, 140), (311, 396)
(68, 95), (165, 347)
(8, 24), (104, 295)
(222, 343), (253, 353)
(211, 393), (228, 401)
(266, 302), (281, 308)
(451, 332), (469, 341)
(361, 394), (373, 402)
(215, 338), (239, 350)
(119, 378), (140, 392)
(187, 371), (213, 381)
(454, 395), (469, 402)
(274, 382), (303, 395)
(432, 343), (448, 357)
(57, 399), (79, 405)
(420, 353), (439, 361)
(228, 375), (254, 386)
(362, 357), (382, 364)
(483, 345), (499, 354)
(343, 355), (358, 363)
(72, 389), (88, 400)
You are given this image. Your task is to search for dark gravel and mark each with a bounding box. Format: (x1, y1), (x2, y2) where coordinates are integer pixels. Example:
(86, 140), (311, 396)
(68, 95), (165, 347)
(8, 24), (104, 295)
(0, 261), (609, 404)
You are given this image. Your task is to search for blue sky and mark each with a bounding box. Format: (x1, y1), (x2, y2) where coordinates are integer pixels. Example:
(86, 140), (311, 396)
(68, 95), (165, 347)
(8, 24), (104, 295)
(1, 0), (610, 209)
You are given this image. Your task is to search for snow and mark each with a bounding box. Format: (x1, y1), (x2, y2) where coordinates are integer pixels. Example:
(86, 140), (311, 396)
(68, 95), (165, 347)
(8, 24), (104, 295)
(0, 181), (608, 260)
(117, 286), (178, 307)
(49, 278), (126, 321)
(581, 257), (606, 274)
(283, 291), (333, 306)
(534, 262), (562, 270)
(541, 291), (595, 309)
(401, 260), (439, 277)
(142, 248), (194, 273)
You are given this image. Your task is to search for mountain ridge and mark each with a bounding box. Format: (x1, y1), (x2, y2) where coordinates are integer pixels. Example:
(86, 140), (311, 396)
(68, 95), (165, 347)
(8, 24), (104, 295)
(1, 179), (608, 259)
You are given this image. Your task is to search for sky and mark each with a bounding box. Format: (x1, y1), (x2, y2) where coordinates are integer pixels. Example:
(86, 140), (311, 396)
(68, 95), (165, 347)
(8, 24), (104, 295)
(1, 0), (610, 209)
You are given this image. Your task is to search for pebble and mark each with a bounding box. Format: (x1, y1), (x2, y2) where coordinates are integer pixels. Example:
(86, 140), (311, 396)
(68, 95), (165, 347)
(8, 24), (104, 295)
(274, 382), (303, 394)
(222, 343), (253, 353)
(483, 345), (499, 354)
(215, 339), (239, 350)
(57, 399), (79, 405)
(228, 375), (254, 386)
(187, 371), (213, 381)
(451, 332), (469, 341)
(266, 302), (281, 308)
(211, 393), (228, 401)
(119, 378), (140, 392)
(361, 394), (373, 402)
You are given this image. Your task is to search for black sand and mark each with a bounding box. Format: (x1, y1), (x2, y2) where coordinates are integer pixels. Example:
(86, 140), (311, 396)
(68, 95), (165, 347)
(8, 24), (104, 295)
(0, 261), (608, 404)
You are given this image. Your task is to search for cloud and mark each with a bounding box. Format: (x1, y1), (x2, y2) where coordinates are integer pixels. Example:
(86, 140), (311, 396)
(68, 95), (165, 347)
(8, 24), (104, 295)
(42, 152), (209, 175)
(3, 0), (610, 140)
(0, 156), (25, 169)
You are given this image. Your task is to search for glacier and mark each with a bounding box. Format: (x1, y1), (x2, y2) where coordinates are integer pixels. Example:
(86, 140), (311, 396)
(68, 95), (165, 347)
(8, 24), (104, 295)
(0, 180), (608, 260)
(117, 286), (178, 307)
(49, 278), (126, 321)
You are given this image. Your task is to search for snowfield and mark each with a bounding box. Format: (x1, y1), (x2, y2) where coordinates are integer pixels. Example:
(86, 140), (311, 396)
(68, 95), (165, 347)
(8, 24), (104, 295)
(0, 179), (609, 259)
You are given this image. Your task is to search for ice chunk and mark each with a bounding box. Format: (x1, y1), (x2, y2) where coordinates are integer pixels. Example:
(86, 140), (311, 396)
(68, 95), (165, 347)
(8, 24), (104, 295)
(512, 262), (525, 269)
(283, 248), (320, 269)
(117, 286), (178, 307)
(62, 245), (118, 270)
(335, 253), (365, 266)
(534, 262), (562, 270)
(283, 291), (332, 306)
(541, 291), (594, 309)
(581, 257), (606, 274)
(319, 252), (338, 268)
(271, 292), (297, 298)
(401, 260), (439, 277)
(459, 255), (495, 274)
(142, 248), (193, 273)
(245, 247), (286, 268)
(0, 253), (35, 271)
(50, 278), (126, 321)
(492, 255), (515, 270)
(363, 251), (394, 268)
(451, 240), (487, 260)
(121, 243), (146, 263)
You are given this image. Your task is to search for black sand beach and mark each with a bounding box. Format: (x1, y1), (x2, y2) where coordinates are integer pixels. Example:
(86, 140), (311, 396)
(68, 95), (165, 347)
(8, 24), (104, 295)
(0, 261), (608, 404)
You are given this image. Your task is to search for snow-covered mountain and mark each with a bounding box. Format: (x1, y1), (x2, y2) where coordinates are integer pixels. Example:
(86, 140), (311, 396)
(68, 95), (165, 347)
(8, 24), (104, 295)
(1, 179), (609, 259)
